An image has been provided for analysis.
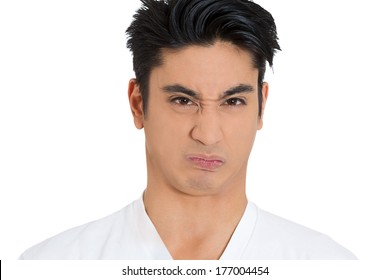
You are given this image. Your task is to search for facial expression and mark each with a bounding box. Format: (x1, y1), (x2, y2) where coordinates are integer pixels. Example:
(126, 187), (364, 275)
(129, 41), (268, 197)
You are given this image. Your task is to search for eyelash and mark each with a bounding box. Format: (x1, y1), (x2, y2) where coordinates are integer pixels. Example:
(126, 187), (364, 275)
(170, 97), (246, 107)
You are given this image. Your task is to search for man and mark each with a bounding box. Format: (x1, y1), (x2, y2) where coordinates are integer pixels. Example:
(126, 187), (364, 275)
(20, 0), (356, 259)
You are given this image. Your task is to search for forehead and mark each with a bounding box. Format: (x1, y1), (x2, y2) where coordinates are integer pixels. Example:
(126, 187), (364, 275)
(150, 41), (258, 95)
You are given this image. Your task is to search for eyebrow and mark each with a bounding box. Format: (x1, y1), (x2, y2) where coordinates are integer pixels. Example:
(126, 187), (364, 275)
(161, 83), (254, 99)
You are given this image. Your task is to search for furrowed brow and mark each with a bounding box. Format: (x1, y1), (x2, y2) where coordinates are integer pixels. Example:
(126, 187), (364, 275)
(223, 84), (255, 97)
(161, 84), (199, 98)
(161, 83), (254, 99)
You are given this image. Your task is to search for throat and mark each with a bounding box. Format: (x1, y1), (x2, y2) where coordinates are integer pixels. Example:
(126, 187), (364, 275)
(143, 187), (248, 259)
(162, 221), (238, 260)
(151, 203), (246, 260)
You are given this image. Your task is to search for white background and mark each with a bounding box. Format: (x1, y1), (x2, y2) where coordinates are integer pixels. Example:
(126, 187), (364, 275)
(0, 0), (389, 262)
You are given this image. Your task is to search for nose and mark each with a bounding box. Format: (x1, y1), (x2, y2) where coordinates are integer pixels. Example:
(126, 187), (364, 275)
(190, 110), (223, 146)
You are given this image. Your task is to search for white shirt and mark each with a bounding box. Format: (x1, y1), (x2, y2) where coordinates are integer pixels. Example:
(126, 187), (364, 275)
(20, 197), (356, 260)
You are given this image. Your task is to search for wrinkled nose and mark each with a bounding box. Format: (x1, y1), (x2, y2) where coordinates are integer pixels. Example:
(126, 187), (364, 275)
(190, 110), (223, 146)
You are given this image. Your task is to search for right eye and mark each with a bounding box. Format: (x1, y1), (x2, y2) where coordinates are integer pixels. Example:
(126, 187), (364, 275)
(170, 97), (195, 106)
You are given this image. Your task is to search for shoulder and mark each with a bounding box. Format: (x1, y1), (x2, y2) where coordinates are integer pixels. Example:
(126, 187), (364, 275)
(245, 202), (357, 259)
(19, 203), (134, 260)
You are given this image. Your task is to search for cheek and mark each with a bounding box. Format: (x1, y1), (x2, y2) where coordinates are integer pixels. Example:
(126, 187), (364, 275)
(223, 114), (258, 153)
(144, 111), (191, 155)
(229, 126), (257, 148)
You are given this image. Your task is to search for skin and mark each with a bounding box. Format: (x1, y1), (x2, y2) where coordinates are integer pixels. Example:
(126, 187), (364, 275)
(128, 41), (268, 259)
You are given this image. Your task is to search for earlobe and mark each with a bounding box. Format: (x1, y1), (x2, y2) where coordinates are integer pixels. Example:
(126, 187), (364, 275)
(258, 82), (269, 130)
(128, 79), (144, 129)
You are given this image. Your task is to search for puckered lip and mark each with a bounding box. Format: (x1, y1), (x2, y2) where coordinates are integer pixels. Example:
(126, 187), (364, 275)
(186, 154), (225, 171)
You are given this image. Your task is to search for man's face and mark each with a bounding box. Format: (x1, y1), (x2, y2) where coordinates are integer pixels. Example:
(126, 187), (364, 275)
(130, 41), (267, 197)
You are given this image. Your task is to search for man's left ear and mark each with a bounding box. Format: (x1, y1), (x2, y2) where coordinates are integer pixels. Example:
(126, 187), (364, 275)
(258, 82), (269, 130)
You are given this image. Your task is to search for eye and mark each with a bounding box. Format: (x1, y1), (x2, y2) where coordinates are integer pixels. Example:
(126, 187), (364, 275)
(171, 96), (194, 105)
(223, 97), (246, 106)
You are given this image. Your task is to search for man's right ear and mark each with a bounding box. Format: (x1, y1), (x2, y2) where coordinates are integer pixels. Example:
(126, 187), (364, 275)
(128, 79), (144, 129)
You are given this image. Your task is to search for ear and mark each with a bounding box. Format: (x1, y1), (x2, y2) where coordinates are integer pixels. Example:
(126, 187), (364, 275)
(128, 79), (144, 129)
(257, 82), (269, 130)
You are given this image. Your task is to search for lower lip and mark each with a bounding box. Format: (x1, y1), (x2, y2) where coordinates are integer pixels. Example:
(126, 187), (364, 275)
(187, 157), (224, 171)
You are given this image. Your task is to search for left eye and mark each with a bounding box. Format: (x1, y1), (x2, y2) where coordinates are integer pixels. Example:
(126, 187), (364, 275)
(224, 98), (246, 106)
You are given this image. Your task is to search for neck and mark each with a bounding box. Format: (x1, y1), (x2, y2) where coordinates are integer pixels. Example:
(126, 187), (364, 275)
(143, 181), (247, 259)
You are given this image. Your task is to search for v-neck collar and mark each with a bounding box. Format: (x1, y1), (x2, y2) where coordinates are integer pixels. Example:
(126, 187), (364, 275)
(134, 197), (173, 259)
(219, 202), (257, 259)
(134, 197), (257, 260)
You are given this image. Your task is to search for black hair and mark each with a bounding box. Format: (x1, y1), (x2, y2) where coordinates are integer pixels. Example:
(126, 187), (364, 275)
(126, 0), (280, 115)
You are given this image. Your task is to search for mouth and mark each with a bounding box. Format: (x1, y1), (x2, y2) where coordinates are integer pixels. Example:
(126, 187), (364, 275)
(186, 154), (225, 171)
